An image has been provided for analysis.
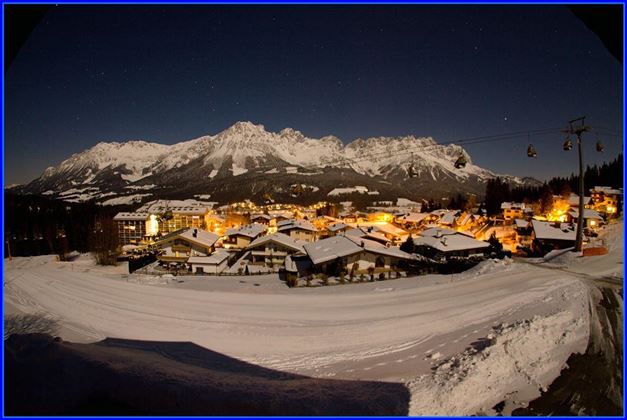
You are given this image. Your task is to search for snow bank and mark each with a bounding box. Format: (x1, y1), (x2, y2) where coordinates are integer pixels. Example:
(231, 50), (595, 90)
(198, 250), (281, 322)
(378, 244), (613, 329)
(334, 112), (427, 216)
(408, 303), (590, 415)
(458, 257), (514, 278)
(127, 274), (172, 286)
(542, 248), (581, 267)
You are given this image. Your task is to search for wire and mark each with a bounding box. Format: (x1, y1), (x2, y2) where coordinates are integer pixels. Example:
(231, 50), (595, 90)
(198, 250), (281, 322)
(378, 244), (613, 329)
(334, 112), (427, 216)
(321, 127), (564, 167)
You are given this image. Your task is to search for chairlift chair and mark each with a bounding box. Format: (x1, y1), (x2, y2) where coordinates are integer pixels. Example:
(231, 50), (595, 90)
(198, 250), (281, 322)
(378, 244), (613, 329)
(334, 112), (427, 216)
(408, 163), (418, 178)
(596, 141), (604, 152)
(527, 144), (537, 158)
(563, 138), (573, 151)
(454, 154), (467, 169)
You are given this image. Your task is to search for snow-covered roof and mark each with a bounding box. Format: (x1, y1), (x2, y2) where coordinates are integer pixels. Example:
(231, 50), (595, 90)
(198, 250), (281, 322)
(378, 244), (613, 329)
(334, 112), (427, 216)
(364, 231), (391, 244)
(347, 236), (414, 259)
(566, 194), (591, 206)
(532, 220), (577, 241)
(187, 250), (230, 265)
(268, 211), (293, 219)
(113, 212), (149, 221)
(343, 227), (368, 238)
(500, 202), (530, 210)
(419, 227), (458, 237)
(568, 209), (603, 220)
(397, 212), (429, 224)
(304, 236), (360, 264)
(414, 233), (489, 253)
(246, 232), (306, 253)
(327, 222), (350, 232)
(439, 211), (458, 225)
(251, 214), (273, 220)
(456, 213), (474, 226)
(430, 209), (450, 217)
(303, 235), (413, 265)
(158, 228), (219, 248)
(277, 219), (318, 233)
(514, 219), (530, 229)
(356, 222), (407, 237)
(314, 215), (343, 223)
(225, 223), (267, 238)
(178, 229), (219, 247)
(592, 186), (623, 195)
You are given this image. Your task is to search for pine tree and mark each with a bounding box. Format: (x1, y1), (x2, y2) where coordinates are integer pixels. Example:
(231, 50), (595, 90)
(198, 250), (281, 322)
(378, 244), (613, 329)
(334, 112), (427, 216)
(400, 234), (414, 253)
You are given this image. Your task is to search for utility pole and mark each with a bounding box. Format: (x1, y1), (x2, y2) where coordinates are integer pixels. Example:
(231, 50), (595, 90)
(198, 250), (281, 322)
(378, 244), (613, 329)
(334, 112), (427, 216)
(564, 117), (590, 252)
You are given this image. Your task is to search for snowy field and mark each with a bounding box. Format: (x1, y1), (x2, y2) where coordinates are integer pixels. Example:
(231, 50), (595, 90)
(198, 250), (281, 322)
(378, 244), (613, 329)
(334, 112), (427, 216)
(4, 222), (623, 415)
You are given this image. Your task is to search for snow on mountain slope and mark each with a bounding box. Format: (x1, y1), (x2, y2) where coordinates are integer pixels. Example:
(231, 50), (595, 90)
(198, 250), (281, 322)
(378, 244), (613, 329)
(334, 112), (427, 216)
(23, 121), (536, 203)
(40, 140), (170, 182)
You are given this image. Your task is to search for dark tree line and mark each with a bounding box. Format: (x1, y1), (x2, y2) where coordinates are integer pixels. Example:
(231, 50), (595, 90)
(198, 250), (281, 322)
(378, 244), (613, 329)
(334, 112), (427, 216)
(547, 154), (623, 195)
(483, 154), (623, 216)
(4, 192), (128, 258)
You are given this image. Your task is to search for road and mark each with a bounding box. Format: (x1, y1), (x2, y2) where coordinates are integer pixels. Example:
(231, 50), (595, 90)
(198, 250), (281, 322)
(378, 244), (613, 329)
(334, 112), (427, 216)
(4, 254), (587, 383)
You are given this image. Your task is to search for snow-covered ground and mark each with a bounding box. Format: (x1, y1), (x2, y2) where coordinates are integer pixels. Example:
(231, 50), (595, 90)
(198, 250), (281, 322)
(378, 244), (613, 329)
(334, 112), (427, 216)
(4, 222), (623, 415)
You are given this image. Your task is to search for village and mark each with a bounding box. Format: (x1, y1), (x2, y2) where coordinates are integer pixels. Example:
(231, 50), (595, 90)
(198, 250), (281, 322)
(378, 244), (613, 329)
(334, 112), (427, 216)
(112, 185), (622, 286)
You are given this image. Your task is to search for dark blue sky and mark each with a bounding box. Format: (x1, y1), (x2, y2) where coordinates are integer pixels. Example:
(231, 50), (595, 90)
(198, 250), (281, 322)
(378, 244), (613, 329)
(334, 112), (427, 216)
(5, 5), (623, 185)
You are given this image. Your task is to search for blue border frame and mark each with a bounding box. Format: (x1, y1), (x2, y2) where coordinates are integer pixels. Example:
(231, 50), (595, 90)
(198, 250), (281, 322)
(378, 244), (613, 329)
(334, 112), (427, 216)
(1, 1), (625, 419)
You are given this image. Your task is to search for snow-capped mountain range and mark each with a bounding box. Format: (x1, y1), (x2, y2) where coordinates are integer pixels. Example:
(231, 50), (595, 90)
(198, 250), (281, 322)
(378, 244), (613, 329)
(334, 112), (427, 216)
(18, 121), (539, 205)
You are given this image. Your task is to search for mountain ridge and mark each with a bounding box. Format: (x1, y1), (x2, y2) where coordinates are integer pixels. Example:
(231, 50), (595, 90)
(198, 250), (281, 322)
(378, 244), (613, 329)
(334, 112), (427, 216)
(18, 121), (540, 205)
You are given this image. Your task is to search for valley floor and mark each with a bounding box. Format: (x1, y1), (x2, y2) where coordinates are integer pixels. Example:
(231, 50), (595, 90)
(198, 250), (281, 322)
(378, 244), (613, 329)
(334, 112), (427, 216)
(3, 222), (623, 415)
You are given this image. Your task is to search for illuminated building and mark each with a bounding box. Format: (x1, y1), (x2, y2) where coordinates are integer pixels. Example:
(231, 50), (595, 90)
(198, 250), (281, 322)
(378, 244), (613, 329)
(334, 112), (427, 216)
(500, 202), (533, 220)
(245, 233), (307, 268)
(222, 224), (267, 249)
(590, 186), (623, 218)
(155, 228), (219, 263)
(113, 212), (149, 245)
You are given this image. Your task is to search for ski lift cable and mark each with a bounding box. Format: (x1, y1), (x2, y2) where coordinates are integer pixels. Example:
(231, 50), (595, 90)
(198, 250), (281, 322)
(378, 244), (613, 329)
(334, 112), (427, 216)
(313, 132), (551, 170)
(590, 128), (623, 138)
(591, 125), (623, 134)
(327, 127), (564, 167)
(326, 128), (563, 167)
(245, 126), (587, 174)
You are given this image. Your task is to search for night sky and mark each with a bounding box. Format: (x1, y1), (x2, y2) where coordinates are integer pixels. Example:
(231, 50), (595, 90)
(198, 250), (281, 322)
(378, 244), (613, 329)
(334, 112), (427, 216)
(5, 5), (623, 185)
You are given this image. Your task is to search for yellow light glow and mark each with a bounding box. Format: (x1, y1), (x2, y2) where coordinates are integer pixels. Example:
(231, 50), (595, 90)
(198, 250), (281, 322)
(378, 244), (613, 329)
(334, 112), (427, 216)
(546, 199), (570, 222)
(146, 214), (159, 236)
(590, 220), (597, 227)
